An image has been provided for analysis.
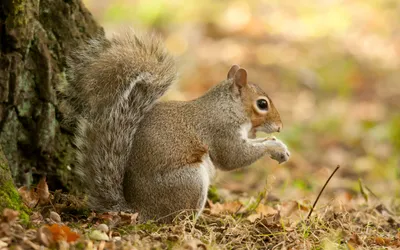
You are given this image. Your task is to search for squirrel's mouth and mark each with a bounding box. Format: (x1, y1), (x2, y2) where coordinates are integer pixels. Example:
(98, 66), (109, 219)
(252, 124), (281, 135)
(244, 123), (281, 140)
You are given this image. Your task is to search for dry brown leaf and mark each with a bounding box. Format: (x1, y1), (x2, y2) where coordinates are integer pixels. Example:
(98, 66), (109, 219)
(280, 200), (298, 217)
(348, 232), (363, 246)
(259, 212), (281, 227)
(103, 241), (118, 250)
(58, 240), (70, 250)
(23, 238), (40, 250)
(120, 212), (138, 225)
(247, 204), (278, 223)
(2, 208), (19, 223)
(280, 200), (309, 217)
(208, 201), (243, 215)
(183, 238), (207, 250)
(95, 212), (138, 227)
(46, 224), (80, 243)
(18, 186), (39, 208)
(346, 243), (355, 250)
(0, 240), (7, 248)
(373, 236), (392, 246)
(37, 225), (53, 247)
(278, 200), (310, 224)
(368, 235), (400, 247)
(255, 204), (278, 216)
(30, 212), (43, 225)
(0, 223), (10, 237)
(246, 213), (259, 223)
(97, 212), (118, 222)
(37, 176), (50, 204)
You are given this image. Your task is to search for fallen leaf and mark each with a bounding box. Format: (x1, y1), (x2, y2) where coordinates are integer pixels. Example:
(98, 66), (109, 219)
(255, 204), (277, 216)
(37, 177), (50, 204)
(37, 226), (53, 247)
(247, 204), (278, 222)
(280, 200), (309, 217)
(120, 212), (138, 225)
(183, 238), (207, 250)
(2, 208), (19, 223)
(0, 240), (7, 248)
(348, 232), (362, 246)
(97, 212), (118, 222)
(167, 234), (179, 242)
(0, 223), (10, 237)
(46, 224), (80, 243)
(346, 243), (355, 250)
(208, 201), (243, 215)
(95, 212), (138, 227)
(374, 236), (391, 246)
(58, 240), (70, 250)
(247, 213), (260, 223)
(30, 212), (43, 224)
(259, 212), (281, 226)
(23, 239), (40, 250)
(18, 186), (39, 208)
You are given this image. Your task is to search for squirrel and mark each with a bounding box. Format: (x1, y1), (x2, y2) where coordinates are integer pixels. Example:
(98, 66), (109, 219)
(65, 30), (290, 223)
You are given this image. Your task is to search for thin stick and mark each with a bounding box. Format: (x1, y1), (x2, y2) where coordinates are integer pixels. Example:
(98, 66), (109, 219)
(307, 165), (340, 219)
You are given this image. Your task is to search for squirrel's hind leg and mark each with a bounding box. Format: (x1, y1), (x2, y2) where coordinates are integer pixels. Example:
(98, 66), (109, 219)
(125, 156), (214, 223)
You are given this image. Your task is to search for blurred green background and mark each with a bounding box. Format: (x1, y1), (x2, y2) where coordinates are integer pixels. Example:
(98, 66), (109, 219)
(83, 0), (400, 203)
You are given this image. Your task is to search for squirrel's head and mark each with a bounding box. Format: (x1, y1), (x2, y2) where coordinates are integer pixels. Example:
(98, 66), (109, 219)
(227, 65), (283, 135)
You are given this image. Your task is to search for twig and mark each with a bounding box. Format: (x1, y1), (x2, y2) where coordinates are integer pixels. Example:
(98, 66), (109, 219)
(307, 165), (340, 220)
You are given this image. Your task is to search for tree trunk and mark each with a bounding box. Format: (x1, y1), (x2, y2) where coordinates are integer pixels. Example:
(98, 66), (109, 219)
(0, 0), (103, 190)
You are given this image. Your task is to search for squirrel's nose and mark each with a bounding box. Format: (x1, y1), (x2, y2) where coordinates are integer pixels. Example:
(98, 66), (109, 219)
(276, 123), (282, 132)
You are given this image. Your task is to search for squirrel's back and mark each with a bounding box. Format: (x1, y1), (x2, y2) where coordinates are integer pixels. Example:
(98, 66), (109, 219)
(65, 30), (177, 211)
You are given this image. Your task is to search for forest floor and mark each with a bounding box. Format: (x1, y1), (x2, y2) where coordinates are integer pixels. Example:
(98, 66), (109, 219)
(1, 174), (399, 249)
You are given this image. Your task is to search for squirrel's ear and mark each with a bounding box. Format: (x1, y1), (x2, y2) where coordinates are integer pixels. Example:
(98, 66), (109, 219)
(234, 68), (248, 88)
(227, 65), (240, 79)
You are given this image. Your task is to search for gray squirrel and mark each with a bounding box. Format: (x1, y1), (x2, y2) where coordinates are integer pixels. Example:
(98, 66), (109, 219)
(65, 30), (290, 223)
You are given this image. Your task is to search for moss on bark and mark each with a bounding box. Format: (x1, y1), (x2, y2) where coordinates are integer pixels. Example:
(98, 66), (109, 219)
(0, 146), (29, 223)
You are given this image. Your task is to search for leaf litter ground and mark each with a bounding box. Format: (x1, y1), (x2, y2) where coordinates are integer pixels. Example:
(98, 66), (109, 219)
(1, 176), (399, 249)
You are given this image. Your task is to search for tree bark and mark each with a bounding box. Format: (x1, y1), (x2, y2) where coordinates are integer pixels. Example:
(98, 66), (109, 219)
(0, 0), (103, 190)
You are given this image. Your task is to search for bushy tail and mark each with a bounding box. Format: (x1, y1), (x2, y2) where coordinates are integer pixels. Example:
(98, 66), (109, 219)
(65, 30), (177, 211)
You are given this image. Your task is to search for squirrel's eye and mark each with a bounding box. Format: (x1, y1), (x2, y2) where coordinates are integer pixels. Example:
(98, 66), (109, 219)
(256, 99), (269, 110)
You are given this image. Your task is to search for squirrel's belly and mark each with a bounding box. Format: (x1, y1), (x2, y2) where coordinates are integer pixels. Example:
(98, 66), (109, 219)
(200, 154), (215, 180)
(197, 154), (215, 216)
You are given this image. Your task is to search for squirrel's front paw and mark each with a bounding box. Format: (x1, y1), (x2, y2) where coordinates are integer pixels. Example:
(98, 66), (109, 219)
(265, 139), (290, 164)
(270, 149), (290, 164)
